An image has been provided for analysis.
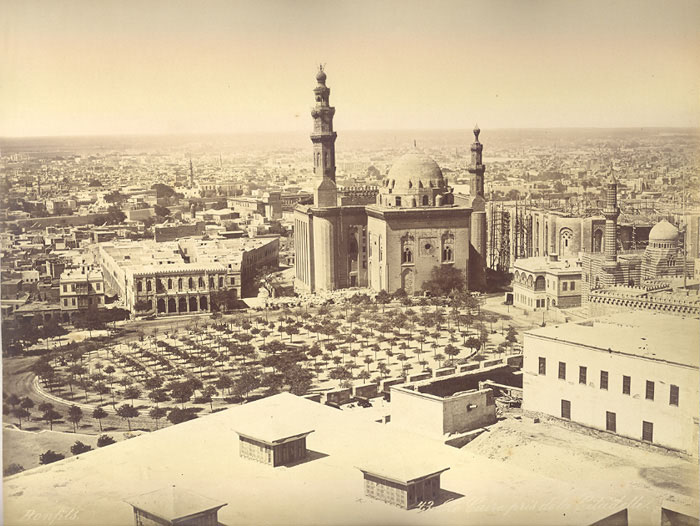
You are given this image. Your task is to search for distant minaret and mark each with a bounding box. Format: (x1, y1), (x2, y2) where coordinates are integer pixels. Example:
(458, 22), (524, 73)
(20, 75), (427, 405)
(311, 65), (338, 207)
(468, 124), (485, 197)
(189, 159), (194, 187)
(603, 168), (620, 266)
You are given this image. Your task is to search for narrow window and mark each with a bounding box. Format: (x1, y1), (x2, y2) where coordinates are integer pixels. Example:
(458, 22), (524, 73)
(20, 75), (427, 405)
(579, 366), (587, 385)
(563, 282), (568, 291)
(645, 380), (654, 401)
(561, 400), (571, 419)
(538, 357), (546, 375)
(600, 371), (608, 390)
(606, 411), (616, 432)
(642, 421), (653, 442)
(670, 385), (679, 406)
(558, 362), (566, 380)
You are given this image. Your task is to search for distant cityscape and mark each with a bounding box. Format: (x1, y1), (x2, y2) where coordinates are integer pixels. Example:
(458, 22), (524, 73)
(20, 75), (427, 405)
(2, 61), (699, 526)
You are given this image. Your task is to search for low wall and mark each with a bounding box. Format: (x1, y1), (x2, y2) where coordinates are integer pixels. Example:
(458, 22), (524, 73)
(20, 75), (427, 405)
(353, 383), (379, 399)
(324, 388), (352, 405)
(435, 367), (456, 377)
(381, 377), (405, 393)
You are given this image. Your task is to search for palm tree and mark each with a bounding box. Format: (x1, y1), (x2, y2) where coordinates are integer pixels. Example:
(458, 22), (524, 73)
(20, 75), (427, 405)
(363, 355), (374, 373)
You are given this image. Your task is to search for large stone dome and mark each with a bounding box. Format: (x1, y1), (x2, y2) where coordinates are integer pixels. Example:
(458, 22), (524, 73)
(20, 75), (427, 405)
(385, 152), (445, 193)
(649, 219), (679, 242)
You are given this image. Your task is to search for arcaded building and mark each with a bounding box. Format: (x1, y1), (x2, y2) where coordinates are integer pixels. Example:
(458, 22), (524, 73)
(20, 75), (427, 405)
(294, 67), (486, 294)
(98, 237), (279, 315)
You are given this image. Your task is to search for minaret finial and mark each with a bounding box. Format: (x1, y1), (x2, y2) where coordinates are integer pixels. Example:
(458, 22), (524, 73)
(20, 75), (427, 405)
(473, 123), (481, 142)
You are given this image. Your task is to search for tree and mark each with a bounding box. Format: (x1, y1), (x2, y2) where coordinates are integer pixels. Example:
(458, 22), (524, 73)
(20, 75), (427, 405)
(41, 406), (61, 431)
(215, 374), (234, 395)
(435, 353), (446, 369)
(149, 407), (167, 429)
(6, 393), (20, 410)
(170, 382), (195, 409)
(97, 435), (116, 447)
(39, 450), (65, 465)
(201, 385), (218, 411)
(4, 463), (25, 476)
(505, 326), (518, 345)
(105, 205), (126, 225)
(104, 365), (116, 386)
(422, 265), (466, 297)
(123, 386), (142, 407)
(20, 397), (35, 418)
(444, 344), (460, 364)
(115, 404), (139, 431)
(94, 382), (110, 403)
(13, 407), (30, 429)
(154, 204), (171, 217)
(466, 336), (481, 352)
(167, 407), (198, 425)
(92, 407), (108, 432)
(148, 388), (170, 407)
(67, 405), (83, 433)
(376, 290), (392, 313)
(363, 355), (374, 373)
(70, 441), (93, 455)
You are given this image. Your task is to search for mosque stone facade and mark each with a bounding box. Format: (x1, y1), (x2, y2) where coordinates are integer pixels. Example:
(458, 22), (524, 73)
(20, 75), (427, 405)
(294, 67), (486, 295)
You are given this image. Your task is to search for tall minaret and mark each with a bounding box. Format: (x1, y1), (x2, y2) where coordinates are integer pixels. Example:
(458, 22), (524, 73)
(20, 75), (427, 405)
(468, 124), (485, 197)
(189, 159), (195, 187)
(311, 65), (338, 207)
(603, 168), (620, 266)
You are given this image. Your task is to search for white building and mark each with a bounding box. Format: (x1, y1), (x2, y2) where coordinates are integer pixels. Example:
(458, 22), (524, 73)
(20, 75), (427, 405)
(523, 312), (699, 456)
(512, 255), (582, 311)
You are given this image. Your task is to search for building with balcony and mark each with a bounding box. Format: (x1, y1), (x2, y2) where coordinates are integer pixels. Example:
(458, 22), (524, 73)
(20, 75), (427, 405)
(512, 255), (583, 311)
(59, 267), (105, 312)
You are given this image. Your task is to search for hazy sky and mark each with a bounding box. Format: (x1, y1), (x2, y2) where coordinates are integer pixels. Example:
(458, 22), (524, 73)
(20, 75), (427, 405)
(1, 0), (699, 136)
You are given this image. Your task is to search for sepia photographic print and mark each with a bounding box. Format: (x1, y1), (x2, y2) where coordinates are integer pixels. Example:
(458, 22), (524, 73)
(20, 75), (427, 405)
(1, 1), (699, 525)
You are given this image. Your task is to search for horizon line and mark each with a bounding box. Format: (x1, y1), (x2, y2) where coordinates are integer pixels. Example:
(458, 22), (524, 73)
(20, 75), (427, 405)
(2, 125), (700, 140)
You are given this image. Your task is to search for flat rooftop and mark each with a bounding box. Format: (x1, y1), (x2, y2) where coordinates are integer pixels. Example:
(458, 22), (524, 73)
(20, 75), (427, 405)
(513, 256), (581, 274)
(526, 312), (699, 368)
(3, 393), (645, 526)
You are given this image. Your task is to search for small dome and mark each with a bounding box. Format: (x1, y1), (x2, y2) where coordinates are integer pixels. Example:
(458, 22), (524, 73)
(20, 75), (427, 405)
(649, 219), (679, 242)
(316, 66), (327, 83)
(385, 152), (444, 193)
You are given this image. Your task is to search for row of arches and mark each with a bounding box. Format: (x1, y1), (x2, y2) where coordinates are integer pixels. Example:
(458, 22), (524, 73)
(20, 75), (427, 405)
(155, 295), (209, 315)
(513, 271), (546, 291)
(137, 276), (227, 294)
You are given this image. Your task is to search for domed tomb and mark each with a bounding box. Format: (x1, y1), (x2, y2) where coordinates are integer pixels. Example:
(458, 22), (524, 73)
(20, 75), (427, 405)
(378, 152), (452, 207)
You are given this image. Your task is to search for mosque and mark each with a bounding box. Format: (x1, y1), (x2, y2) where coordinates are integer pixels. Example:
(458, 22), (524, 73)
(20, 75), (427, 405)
(581, 172), (693, 302)
(294, 67), (487, 295)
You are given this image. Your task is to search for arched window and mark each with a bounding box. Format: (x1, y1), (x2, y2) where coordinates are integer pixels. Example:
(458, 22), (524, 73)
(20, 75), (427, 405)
(178, 278), (183, 291)
(402, 247), (413, 264)
(422, 195), (429, 206)
(198, 277), (205, 288)
(593, 229), (604, 253)
(218, 276), (224, 288)
(188, 277), (194, 289)
(168, 278), (172, 289)
(146, 280), (152, 292)
(535, 276), (545, 291)
(442, 246), (453, 262)
(137, 281), (143, 293)
(209, 277), (214, 288)
(559, 228), (574, 257)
